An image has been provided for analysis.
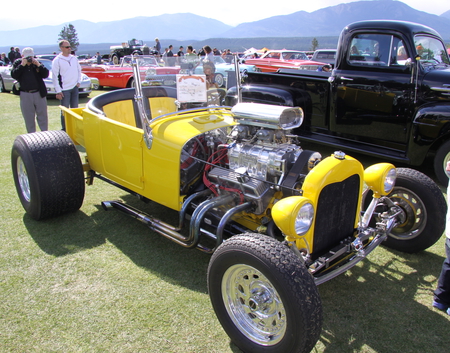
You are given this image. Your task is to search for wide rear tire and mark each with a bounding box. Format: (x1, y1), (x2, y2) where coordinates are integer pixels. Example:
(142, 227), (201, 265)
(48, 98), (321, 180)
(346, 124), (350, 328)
(208, 233), (322, 353)
(11, 131), (85, 220)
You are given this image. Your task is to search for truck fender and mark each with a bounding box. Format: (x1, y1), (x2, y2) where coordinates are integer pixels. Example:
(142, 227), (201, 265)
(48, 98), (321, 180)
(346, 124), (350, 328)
(411, 104), (450, 185)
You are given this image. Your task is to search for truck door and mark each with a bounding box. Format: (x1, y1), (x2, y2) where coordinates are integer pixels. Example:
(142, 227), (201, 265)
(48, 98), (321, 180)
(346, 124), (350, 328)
(332, 33), (414, 155)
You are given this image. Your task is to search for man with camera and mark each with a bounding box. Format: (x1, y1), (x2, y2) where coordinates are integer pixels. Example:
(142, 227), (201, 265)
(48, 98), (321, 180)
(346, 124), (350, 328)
(11, 47), (49, 133)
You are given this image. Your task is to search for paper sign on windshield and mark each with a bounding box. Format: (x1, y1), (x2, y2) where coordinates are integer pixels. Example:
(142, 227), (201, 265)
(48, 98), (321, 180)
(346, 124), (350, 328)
(176, 75), (207, 103)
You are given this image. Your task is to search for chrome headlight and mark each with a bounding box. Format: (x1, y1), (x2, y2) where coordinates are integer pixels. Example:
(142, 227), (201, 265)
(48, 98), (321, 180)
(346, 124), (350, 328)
(384, 168), (397, 194)
(294, 203), (314, 235)
(364, 163), (396, 197)
(272, 196), (315, 238)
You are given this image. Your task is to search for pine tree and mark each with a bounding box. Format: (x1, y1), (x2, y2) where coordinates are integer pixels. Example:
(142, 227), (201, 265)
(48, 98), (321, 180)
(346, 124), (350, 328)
(58, 24), (80, 53)
(311, 38), (319, 52)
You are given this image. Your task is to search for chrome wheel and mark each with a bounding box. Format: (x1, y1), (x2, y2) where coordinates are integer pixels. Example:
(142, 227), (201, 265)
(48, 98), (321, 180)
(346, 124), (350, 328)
(222, 264), (286, 346)
(388, 186), (426, 241)
(16, 156), (31, 202)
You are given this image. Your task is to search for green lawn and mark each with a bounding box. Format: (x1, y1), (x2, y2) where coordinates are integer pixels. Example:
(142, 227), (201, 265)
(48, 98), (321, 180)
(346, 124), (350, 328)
(0, 90), (448, 353)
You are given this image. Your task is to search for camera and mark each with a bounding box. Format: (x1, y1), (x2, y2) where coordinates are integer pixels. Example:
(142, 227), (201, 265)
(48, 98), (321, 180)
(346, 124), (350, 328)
(26, 57), (33, 63)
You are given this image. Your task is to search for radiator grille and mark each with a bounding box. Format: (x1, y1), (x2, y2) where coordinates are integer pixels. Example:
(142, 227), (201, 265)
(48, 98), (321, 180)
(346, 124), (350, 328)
(313, 174), (360, 255)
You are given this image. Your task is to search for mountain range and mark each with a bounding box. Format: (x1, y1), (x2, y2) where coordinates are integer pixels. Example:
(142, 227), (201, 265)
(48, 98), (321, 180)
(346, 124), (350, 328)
(0, 0), (449, 51)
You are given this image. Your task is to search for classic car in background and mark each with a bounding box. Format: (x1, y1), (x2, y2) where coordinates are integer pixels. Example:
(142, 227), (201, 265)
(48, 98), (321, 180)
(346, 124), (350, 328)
(144, 55), (259, 88)
(110, 39), (157, 65)
(243, 50), (326, 72)
(311, 49), (337, 67)
(82, 55), (180, 89)
(192, 55), (260, 87)
(0, 59), (92, 97)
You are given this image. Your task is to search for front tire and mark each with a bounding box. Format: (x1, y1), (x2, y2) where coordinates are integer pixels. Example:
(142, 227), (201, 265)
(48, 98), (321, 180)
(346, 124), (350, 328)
(11, 131), (85, 220)
(434, 140), (450, 186)
(365, 168), (446, 253)
(208, 233), (322, 353)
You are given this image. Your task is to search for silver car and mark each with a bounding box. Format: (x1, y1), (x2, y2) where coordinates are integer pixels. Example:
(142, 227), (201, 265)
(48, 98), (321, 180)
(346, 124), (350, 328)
(0, 59), (92, 97)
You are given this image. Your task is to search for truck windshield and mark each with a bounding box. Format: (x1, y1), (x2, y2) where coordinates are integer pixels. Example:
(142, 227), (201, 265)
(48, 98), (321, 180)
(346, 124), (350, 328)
(414, 35), (450, 65)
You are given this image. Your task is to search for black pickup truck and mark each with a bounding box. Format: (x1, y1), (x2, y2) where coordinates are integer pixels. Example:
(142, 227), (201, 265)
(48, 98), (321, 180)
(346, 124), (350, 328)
(228, 20), (450, 185)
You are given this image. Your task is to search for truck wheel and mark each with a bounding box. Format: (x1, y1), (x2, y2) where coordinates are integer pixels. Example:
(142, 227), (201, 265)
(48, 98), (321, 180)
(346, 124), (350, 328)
(433, 140), (450, 186)
(11, 131), (85, 220)
(112, 54), (119, 65)
(208, 233), (322, 353)
(365, 168), (446, 253)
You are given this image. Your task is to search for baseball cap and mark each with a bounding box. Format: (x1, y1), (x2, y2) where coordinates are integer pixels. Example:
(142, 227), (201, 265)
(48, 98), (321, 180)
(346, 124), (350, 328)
(22, 47), (34, 57)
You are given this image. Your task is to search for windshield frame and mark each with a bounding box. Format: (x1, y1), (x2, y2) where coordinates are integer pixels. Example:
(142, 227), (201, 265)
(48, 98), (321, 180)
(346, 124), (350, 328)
(414, 35), (450, 65)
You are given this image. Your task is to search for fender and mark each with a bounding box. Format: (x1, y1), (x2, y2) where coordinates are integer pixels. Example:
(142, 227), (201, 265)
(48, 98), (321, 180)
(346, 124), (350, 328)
(409, 103), (450, 164)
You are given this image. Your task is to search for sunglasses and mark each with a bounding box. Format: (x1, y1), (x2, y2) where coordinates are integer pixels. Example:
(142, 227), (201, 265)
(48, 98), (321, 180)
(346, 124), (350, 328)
(63, 46), (71, 49)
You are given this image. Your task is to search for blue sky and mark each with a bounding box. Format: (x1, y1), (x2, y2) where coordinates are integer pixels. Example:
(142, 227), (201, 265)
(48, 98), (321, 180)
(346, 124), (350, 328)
(0, 0), (448, 31)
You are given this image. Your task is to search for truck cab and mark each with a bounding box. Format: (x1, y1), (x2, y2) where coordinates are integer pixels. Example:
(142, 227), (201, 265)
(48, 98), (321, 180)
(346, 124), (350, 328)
(229, 20), (450, 185)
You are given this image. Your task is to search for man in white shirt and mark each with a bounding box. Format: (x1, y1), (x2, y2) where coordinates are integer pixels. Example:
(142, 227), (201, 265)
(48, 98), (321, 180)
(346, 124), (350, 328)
(52, 40), (81, 130)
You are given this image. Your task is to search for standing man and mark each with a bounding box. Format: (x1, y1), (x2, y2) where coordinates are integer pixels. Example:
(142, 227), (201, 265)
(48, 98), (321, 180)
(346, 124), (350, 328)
(154, 38), (161, 55)
(167, 45), (174, 66)
(96, 52), (102, 65)
(177, 46), (184, 65)
(8, 47), (16, 64)
(11, 47), (49, 133)
(52, 40), (82, 130)
(433, 161), (450, 316)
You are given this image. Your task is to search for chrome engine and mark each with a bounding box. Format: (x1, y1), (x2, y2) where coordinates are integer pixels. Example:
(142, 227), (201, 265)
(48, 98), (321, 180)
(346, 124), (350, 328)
(180, 103), (321, 214)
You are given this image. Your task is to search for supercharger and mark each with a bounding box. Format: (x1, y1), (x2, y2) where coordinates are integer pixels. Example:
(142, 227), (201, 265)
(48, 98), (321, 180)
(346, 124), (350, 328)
(204, 103), (321, 215)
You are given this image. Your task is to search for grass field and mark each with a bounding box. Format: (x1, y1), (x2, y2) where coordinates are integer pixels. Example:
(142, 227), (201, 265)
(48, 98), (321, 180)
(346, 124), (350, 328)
(0, 90), (449, 353)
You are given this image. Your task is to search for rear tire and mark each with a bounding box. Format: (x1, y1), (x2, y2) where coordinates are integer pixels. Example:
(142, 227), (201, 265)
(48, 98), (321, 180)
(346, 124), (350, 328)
(208, 233), (322, 353)
(11, 131), (85, 220)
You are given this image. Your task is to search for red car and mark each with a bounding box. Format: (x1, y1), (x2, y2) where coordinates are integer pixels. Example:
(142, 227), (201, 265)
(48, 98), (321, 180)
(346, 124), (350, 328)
(243, 50), (325, 72)
(81, 55), (180, 89)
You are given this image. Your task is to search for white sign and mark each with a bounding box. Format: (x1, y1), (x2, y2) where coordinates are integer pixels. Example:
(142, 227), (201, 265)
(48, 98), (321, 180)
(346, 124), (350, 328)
(176, 75), (207, 103)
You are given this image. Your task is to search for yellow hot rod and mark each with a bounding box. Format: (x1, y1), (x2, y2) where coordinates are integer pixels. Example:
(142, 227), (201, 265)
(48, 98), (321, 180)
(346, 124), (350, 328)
(11, 59), (446, 353)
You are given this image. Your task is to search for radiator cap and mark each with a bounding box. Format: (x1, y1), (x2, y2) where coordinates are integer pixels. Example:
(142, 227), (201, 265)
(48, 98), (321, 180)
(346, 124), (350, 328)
(333, 151), (346, 160)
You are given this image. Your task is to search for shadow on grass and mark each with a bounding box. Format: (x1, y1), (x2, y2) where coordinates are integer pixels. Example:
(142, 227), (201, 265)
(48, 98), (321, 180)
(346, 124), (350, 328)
(23, 193), (211, 294)
(317, 247), (448, 352)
